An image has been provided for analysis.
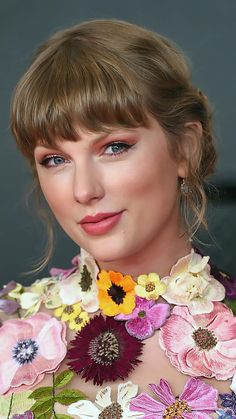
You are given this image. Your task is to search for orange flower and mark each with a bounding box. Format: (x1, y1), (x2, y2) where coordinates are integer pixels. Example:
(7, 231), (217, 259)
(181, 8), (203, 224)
(97, 270), (136, 316)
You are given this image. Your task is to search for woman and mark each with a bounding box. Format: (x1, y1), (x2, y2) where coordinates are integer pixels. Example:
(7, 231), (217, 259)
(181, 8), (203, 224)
(0, 19), (235, 418)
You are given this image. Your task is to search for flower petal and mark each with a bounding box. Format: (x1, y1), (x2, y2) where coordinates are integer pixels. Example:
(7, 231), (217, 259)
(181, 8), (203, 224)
(97, 271), (113, 289)
(0, 299), (20, 314)
(130, 393), (164, 416)
(121, 275), (136, 292)
(208, 313), (236, 341)
(202, 349), (236, 379)
(119, 293), (136, 315)
(230, 373), (236, 393)
(59, 278), (83, 305)
(159, 314), (194, 353)
(95, 385), (112, 408)
(126, 317), (153, 340)
(0, 281), (18, 297)
(185, 348), (213, 377)
(67, 400), (100, 418)
(180, 377), (218, 411)
(187, 299), (214, 315)
(147, 304), (170, 329)
(0, 359), (19, 394)
(20, 293), (40, 309)
(37, 317), (67, 361)
(135, 285), (148, 298)
(117, 381), (139, 406)
(150, 379), (175, 405)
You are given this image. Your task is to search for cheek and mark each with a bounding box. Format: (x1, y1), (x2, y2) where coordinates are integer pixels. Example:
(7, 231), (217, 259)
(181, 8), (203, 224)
(37, 174), (70, 214)
(107, 153), (178, 202)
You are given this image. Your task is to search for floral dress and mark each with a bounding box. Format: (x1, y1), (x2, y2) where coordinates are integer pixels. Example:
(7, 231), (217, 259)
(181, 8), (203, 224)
(0, 249), (235, 419)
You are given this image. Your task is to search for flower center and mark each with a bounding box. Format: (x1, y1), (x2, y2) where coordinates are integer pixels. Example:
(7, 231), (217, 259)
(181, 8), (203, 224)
(80, 264), (93, 291)
(163, 400), (191, 418)
(193, 327), (218, 350)
(98, 402), (123, 419)
(12, 339), (38, 365)
(64, 305), (74, 315)
(108, 284), (126, 305)
(145, 282), (156, 292)
(138, 310), (146, 318)
(74, 316), (82, 324)
(88, 331), (120, 366)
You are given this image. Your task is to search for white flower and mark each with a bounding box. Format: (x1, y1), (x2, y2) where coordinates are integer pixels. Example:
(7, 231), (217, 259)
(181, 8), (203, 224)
(59, 248), (99, 313)
(230, 373), (236, 394)
(19, 277), (62, 316)
(162, 250), (225, 315)
(67, 381), (144, 418)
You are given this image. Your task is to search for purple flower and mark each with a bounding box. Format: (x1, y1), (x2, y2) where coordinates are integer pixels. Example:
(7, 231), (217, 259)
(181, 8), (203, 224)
(130, 377), (218, 418)
(50, 254), (79, 279)
(115, 297), (170, 340)
(0, 281), (20, 314)
(220, 392), (236, 414)
(210, 266), (236, 301)
(67, 314), (143, 385)
(11, 411), (34, 419)
(216, 409), (236, 418)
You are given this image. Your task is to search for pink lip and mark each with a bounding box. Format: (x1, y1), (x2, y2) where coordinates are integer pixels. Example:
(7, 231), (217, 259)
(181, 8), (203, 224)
(79, 211), (123, 236)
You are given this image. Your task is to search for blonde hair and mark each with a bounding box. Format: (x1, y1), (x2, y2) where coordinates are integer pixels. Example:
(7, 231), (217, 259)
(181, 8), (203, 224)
(11, 19), (217, 270)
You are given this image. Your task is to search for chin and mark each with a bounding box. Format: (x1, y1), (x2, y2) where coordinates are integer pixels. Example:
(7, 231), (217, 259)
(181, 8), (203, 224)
(80, 238), (130, 264)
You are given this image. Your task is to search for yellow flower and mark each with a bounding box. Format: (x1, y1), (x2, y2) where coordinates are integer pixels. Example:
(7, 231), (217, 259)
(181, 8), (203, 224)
(135, 273), (167, 300)
(54, 302), (89, 331)
(97, 270), (136, 316)
(7, 283), (23, 299)
(54, 302), (82, 322)
(68, 311), (89, 331)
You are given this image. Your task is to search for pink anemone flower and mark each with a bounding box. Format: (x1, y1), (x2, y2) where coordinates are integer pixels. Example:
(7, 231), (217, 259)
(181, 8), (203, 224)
(130, 377), (218, 418)
(0, 313), (67, 395)
(159, 302), (236, 380)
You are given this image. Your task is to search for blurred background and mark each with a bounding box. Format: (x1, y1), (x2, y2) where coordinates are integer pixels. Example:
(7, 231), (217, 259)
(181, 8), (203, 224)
(1, 0), (236, 286)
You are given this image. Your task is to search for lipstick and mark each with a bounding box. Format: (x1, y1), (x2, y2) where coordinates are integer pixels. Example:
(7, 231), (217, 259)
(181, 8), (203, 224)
(79, 211), (123, 235)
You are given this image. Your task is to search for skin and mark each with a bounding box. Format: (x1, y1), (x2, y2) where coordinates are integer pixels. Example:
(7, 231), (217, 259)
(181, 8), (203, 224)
(30, 116), (231, 410)
(34, 116), (191, 278)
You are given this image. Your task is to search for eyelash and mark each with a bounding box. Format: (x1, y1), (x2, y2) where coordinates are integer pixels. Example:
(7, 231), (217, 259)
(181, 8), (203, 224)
(39, 142), (133, 167)
(104, 142), (132, 157)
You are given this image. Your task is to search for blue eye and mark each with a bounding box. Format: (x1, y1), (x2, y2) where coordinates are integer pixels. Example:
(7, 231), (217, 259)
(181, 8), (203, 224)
(104, 142), (132, 156)
(40, 155), (66, 167)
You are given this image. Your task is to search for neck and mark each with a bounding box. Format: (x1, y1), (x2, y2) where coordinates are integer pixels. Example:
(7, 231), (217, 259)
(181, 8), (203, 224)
(97, 223), (192, 279)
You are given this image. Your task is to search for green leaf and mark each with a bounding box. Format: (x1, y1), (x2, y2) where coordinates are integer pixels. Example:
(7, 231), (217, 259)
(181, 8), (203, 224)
(53, 415), (72, 419)
(54, 369), (74, 388)
(225, 298), (236, 315)
(29, 386), (53, 400)
(55, 389), (87, 406)
(31, 397), (54, 415)
(35, 409), (53, 419)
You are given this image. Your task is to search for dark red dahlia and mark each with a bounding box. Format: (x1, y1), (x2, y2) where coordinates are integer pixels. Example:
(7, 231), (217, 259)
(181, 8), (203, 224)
(67, 314), (144, 385)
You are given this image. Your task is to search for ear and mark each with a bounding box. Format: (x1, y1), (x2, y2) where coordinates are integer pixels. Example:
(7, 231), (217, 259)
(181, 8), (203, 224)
(177, 121), (203, 178)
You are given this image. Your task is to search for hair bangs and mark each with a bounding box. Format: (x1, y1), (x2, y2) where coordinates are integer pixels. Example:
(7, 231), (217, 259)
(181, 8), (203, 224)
(11, 41), (149, 162)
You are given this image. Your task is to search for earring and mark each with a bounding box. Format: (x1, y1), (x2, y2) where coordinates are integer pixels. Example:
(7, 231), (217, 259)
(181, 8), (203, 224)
(180, 178), (189, 195)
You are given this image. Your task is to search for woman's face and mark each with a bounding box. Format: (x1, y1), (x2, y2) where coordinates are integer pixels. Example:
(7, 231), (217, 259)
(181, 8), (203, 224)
(34, 117), (186, 264)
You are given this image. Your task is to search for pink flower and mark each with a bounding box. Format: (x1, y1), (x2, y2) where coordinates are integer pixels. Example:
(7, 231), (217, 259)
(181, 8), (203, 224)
(115, 297), (170, 340)
(130, 377), (218, 418)
(0, 313), (67, 395)
(159, 302), (236, 380)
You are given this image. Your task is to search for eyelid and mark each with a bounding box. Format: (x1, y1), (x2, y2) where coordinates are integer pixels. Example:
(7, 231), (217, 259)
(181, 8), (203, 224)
(104, 140), (133, 150)
(39, 154), (68, 167)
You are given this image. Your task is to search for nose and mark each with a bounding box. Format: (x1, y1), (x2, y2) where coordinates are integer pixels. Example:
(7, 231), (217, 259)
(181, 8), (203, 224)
(73, 160), (104, 204)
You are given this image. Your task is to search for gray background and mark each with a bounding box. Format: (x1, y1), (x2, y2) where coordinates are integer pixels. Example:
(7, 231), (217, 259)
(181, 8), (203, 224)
(1, 0), (236, 286)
